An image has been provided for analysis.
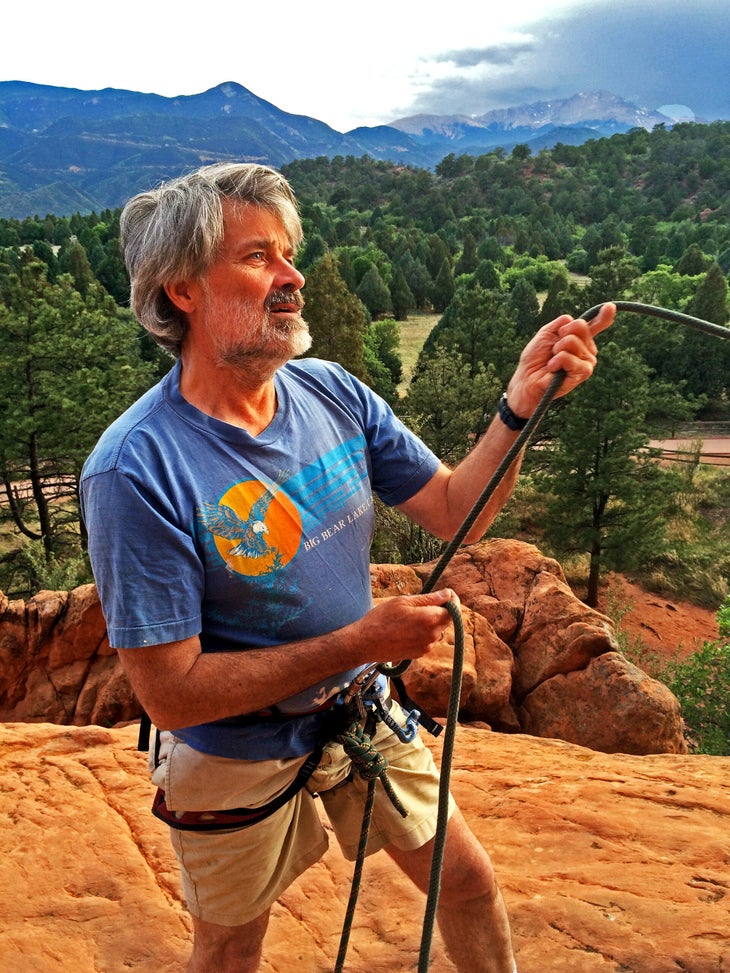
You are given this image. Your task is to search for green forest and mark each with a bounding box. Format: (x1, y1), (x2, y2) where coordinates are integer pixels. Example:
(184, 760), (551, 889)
(1, 119), (729, 619)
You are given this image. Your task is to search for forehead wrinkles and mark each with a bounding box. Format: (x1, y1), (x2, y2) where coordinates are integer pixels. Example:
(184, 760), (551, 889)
(219, 201), (296, 257)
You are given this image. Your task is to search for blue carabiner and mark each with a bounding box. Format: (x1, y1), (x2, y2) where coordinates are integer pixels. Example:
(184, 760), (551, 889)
(369, 696), (421, 743)
(397, 707), (422, 743)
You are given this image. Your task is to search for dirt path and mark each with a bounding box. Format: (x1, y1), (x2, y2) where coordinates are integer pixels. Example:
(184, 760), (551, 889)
(649, 436), (730, 467)
(597, 573), (720, 663)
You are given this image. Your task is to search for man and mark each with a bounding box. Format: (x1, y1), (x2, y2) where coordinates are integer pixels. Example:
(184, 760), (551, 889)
(81, 162), (614, 973)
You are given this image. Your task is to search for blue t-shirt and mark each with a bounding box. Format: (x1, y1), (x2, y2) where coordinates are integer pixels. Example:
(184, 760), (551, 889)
(80, 357), (439, 759)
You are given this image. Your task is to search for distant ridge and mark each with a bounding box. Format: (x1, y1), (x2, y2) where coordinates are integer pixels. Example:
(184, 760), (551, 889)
(0, 82), (686, 218)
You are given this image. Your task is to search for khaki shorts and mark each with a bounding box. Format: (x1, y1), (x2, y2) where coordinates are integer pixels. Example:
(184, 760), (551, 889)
(151, 701), (454, 926)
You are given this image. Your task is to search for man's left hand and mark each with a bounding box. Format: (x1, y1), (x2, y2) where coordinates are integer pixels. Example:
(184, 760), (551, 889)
(506, 302), (616, 419)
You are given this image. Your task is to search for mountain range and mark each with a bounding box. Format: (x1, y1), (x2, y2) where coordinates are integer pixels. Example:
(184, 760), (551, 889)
(0, 80), (690, 219)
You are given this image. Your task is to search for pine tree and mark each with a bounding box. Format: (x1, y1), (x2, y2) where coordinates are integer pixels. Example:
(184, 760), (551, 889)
(303, 252), (370, 382)
(509, 277), (541, 340)
(0, 257), (156, 594)
(356, 263), (393, 319)
(363, 319), (402, 405)
(537, 271), (577, 326)
(431, 259), (455, 313)
(674, 243), (710, 276)
(684, 262), (730, 401)
(455, 233), (478, 276)
(388, 265), (415, 320)
(537, 342), (671, 606)
(424, 283), (521, 386)
(404, 346), (501, 465)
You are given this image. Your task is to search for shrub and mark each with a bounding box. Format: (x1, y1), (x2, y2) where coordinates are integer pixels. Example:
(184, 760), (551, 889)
(668, 596), (730, 755)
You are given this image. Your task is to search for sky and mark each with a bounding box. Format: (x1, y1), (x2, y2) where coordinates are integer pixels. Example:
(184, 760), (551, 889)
(4, 0), (729, 132)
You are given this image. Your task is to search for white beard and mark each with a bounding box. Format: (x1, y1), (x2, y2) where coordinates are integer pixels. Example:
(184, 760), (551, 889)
(201, 291), (312, 376)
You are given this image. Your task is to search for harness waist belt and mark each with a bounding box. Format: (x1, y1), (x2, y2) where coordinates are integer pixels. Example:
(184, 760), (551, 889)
(151, 746), (324, 831)
(151, 695), (402, 832)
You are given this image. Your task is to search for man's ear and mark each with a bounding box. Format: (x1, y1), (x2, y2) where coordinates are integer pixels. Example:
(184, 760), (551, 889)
(164, 279), (197, 313)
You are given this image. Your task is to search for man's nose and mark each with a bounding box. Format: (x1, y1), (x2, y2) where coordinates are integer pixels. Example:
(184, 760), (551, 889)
(275, 259), (305, 292)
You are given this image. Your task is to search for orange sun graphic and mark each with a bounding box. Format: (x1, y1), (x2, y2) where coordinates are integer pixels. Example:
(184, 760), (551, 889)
(212, 479), (303, 577)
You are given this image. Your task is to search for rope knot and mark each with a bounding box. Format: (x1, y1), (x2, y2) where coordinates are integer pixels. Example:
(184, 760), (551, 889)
(336, 720), (407, 818)
(336, 722), (388, 780)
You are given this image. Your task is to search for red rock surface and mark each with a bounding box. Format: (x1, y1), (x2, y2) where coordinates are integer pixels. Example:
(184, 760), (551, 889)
(0, 584), (136, 726)
(1, 722), (727, 973)
(376, 541), (688, 754)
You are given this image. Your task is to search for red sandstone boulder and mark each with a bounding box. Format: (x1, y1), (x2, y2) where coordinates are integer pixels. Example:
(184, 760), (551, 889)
(520, 651), (687, 754)
(0, 540), (687, 753)
(377, 540), (687, 753)
(0, 584), (136, 726)
(512, 570), (617, 695)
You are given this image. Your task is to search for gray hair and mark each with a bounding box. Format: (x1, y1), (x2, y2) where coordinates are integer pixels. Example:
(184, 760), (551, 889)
(120, 162), (303, 356)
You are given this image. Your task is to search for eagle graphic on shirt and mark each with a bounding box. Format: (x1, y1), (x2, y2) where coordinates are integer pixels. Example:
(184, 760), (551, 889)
(198, 439), (371, 579)
(201, 477), (282, 558)
(199, 471), (301, 577)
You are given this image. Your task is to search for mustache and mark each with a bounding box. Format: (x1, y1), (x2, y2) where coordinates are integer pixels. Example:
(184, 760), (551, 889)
(265, 288), (305, 311)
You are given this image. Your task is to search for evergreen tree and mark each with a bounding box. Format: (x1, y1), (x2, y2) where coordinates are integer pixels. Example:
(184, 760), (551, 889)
(473, 259), (501, 290)
(455, 233), (478, 276)
(56, 238), (95, 296)
(368, 318), (402, 388)
(537, 342), (671, 606)
(426, 235), (451, 279)
(30, 241), (58, 281)
(537, 271), (578, 326)
(674, 243), (710, 276)
(363, 319), (402, 405)
(689, 262), (729, 326)
(684, 262), (730, 401)
(336, 248), (358, 291)
(398, 254), (431, 309)
(424, 283), (521, 387)
(296, 232), (327, 272)
(356, 263), (393, 318)
(388, 265), (415, 320)
(404, 346), (501, 465)
(0, 258), (156, 594)
(303, 252), (370, 382)
(509, 277), (540, 340)
(431, 259), (455, 313)
(582, 246), (641, 309)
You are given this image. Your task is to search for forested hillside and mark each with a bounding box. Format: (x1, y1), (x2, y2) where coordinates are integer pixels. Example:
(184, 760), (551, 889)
(1, 121), (729, 606)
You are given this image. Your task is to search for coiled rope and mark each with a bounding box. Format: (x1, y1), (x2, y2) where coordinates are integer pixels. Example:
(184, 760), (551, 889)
(336, 301), (730, 972)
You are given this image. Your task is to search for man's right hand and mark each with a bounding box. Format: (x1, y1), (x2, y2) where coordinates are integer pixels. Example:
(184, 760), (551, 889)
(353, 588), (459, 663)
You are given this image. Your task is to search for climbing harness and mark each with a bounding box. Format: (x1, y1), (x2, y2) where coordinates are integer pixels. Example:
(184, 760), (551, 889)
(335, 301), (730, 973)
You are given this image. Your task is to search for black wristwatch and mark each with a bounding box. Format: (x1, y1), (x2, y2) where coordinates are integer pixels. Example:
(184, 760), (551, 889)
(497, 392), (529, 431)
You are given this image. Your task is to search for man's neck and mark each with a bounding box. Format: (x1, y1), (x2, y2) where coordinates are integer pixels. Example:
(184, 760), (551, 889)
(178, 355), (280, 437)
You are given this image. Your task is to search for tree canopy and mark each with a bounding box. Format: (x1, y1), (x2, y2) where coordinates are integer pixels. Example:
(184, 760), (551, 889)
(1, 119), (729, 597)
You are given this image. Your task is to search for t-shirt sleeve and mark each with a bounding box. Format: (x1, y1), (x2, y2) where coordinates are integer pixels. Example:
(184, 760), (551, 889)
(81, 468), (204, 649)
(342, 371), (441, 506)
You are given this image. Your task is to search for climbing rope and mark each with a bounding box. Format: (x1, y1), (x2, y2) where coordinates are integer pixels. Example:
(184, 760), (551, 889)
(335, 301), (730, 972)
(416, 598), (464, 972)
(333, 708), (407, 973)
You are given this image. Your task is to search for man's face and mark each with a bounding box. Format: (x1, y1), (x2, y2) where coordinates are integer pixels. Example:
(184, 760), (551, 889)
(188, 202), (310, 371)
